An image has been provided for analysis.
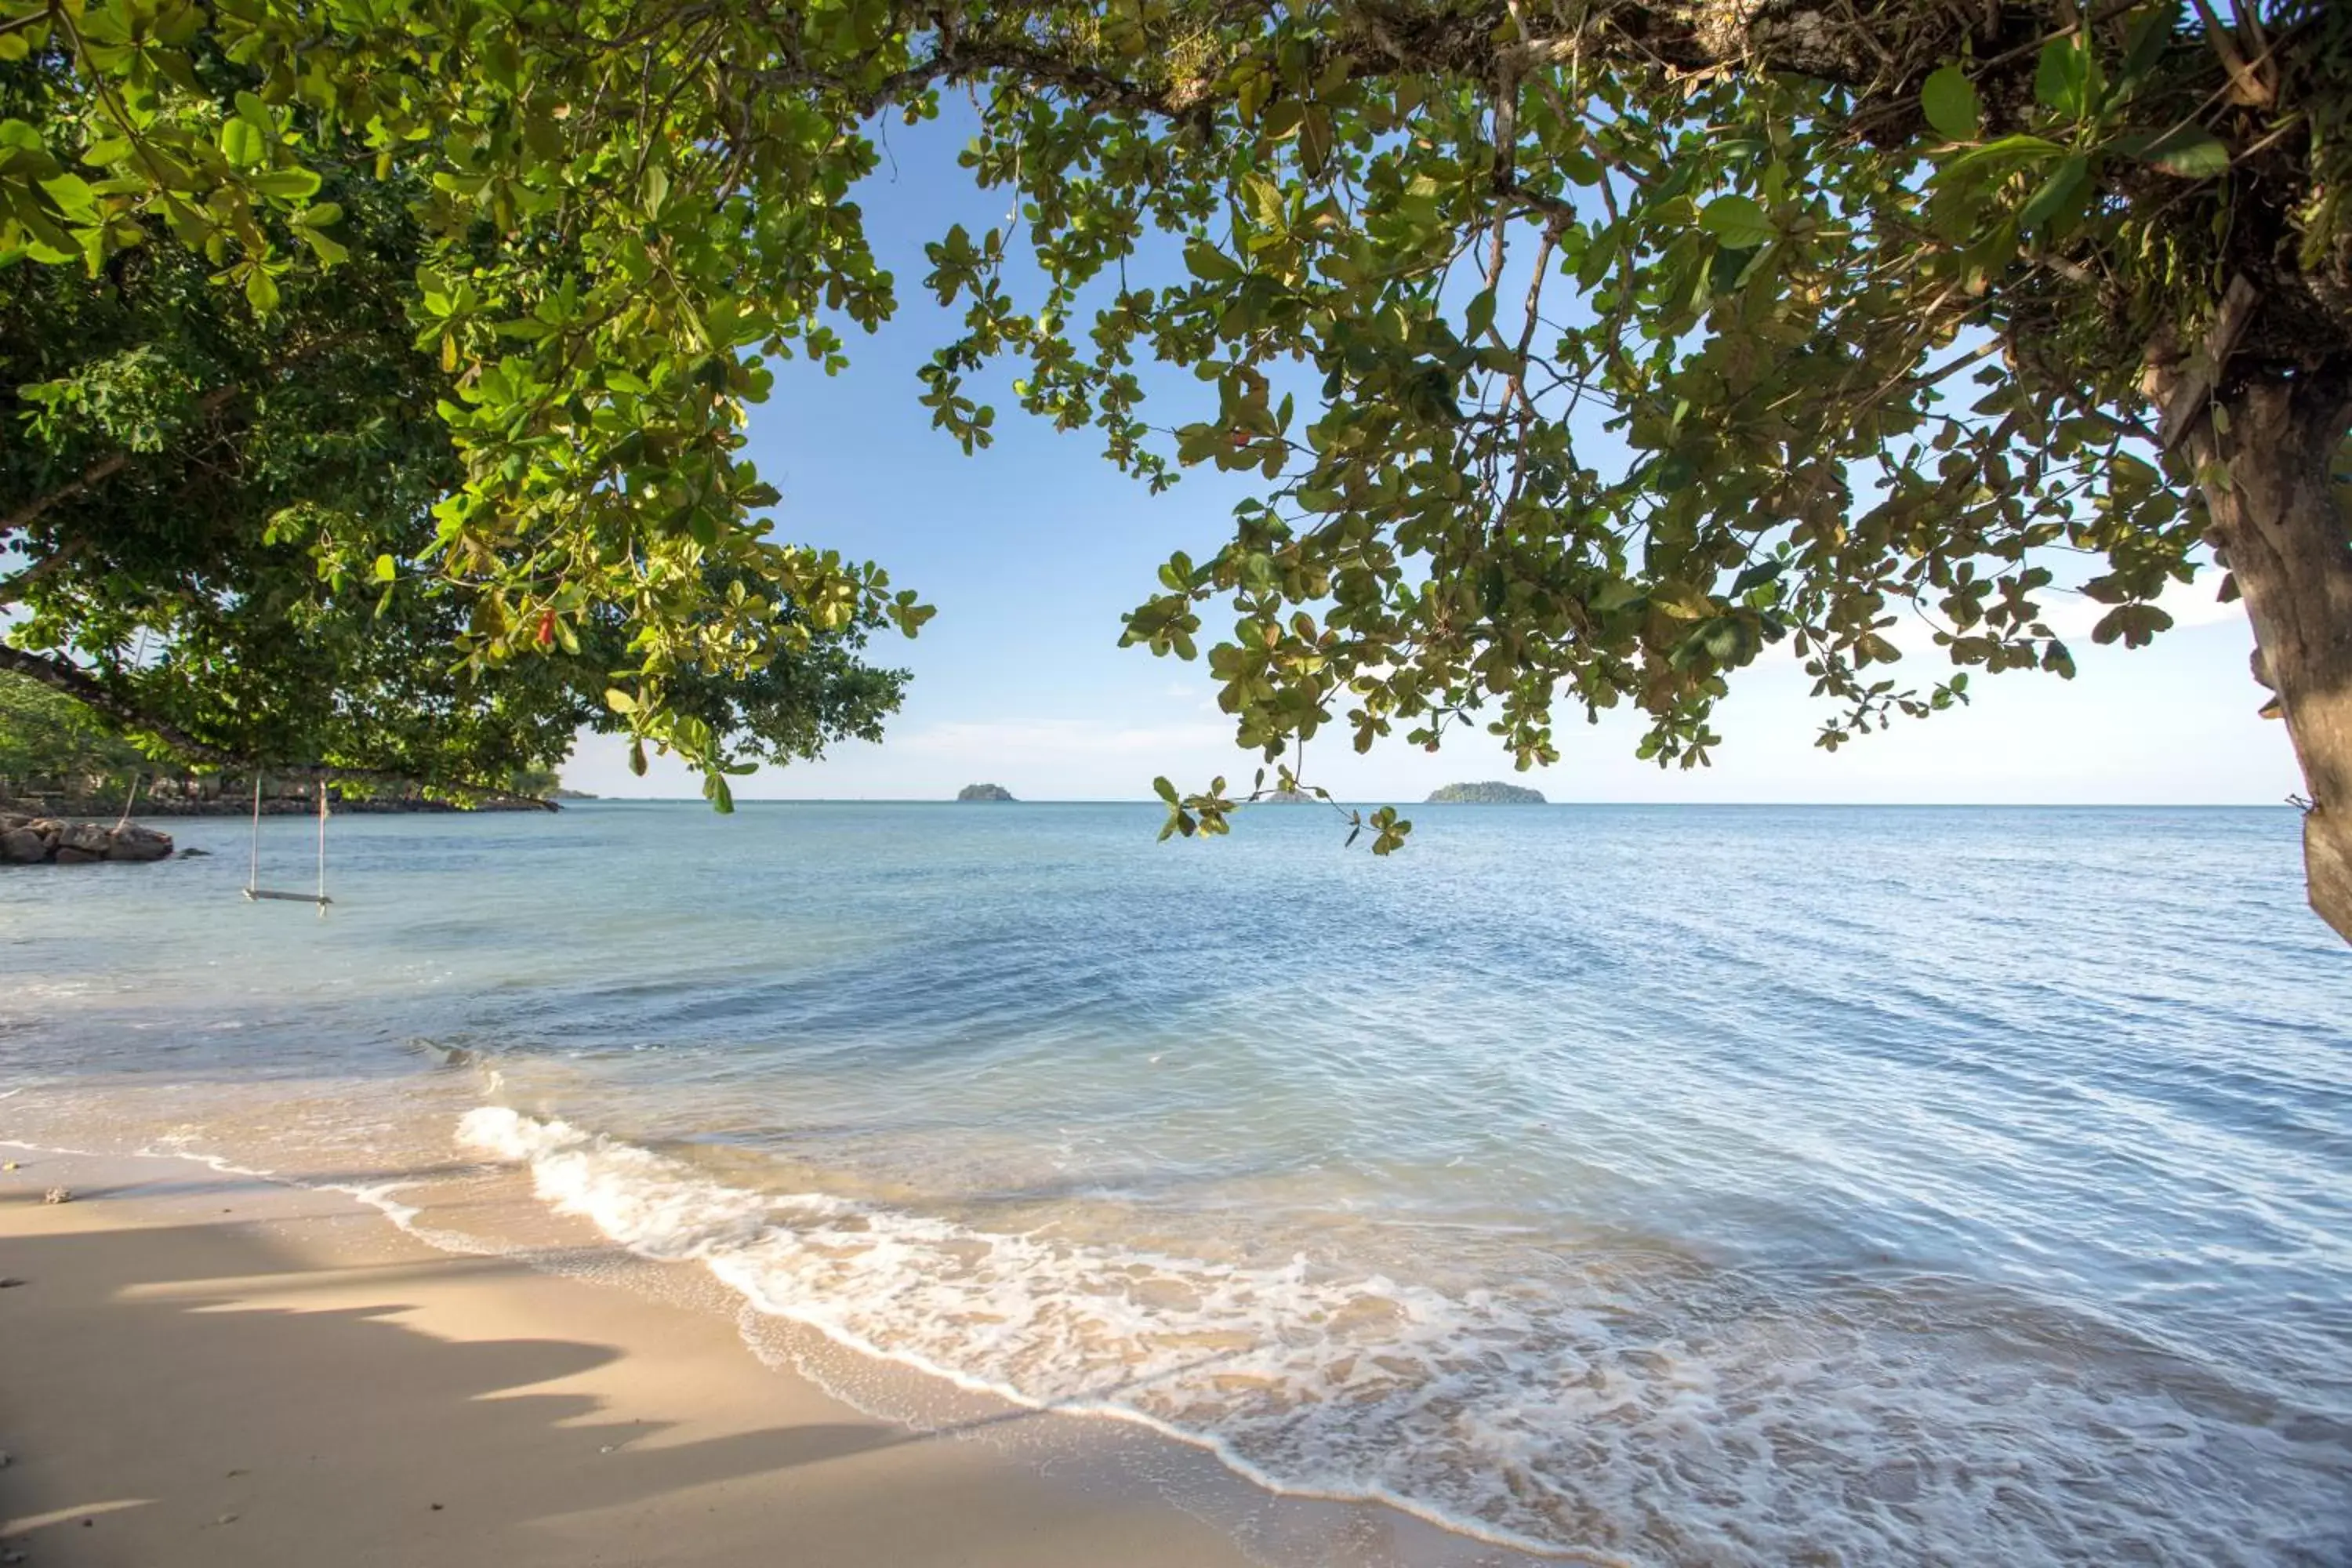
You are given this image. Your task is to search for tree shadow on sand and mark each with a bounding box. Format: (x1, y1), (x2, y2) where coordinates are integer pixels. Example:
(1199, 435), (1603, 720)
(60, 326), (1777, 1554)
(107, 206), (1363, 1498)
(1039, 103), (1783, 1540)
(0, 1211), (1268, 1568)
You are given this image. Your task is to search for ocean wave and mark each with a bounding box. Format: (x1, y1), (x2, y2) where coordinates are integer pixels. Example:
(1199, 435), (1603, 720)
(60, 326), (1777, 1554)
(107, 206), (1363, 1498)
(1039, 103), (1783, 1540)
(457, 1106), (2348, 1566)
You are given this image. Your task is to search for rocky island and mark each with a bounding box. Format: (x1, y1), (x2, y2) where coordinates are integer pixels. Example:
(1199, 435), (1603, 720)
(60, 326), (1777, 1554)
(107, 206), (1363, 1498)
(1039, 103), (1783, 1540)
(1425, 781), (1548, 804)
(956, 782), (1016, 802)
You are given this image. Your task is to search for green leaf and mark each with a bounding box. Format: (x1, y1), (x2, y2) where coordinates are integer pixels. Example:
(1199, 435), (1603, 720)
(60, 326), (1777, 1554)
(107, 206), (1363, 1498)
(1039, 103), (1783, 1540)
(1697, 194), (1773, 249)
(249, 168), (322, 199)
(1464, 286), (1497, 340)
(219, 118), (267, 169)
(1921, 64), (1981, 143)
(605, 688), (638, 715)
(2139, 126), (2230, 180)
(372, 553), (396, 582)
(2019, 154), (2089, 231)
(38, 172), (96, 220)
(244, 267), (279, 313)
(2034, 36), (2099, 118)
(1152, 775), (1180, 804)
(1184, 238), (1242, 282)
(1947, 133), (2065, 171)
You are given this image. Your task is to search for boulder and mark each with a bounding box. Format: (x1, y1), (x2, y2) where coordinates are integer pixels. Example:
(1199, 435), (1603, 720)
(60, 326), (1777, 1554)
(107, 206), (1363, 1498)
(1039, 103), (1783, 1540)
(60, 822), (112, 856)
(106, 824), (175, 862)
(0, 816), (176, 866)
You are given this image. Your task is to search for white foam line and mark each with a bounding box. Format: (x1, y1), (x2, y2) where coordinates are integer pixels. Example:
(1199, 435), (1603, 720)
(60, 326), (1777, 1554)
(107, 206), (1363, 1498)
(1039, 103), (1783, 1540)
(78, 1135), (514, 1259)
(456, 1106), (1609, 1565)
(709, 1252), (1609, 1565)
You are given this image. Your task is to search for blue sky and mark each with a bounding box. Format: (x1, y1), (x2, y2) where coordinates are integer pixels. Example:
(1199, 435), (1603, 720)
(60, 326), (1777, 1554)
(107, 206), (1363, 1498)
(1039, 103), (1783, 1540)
(568, 110), (2297, 806)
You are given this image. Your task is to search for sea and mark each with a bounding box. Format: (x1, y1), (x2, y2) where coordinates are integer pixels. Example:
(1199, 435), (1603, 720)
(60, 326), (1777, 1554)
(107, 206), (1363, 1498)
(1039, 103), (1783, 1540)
(3, 801), (2347, 1565)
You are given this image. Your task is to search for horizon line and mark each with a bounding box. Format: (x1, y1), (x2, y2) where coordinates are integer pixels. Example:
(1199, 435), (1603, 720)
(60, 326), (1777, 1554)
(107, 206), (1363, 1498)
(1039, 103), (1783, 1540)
(561, 797), (2300, 808)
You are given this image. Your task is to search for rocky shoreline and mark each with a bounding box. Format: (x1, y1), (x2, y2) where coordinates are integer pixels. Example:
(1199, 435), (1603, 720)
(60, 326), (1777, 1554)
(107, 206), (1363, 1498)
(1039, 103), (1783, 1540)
(0, 792), (557, 819)
(1, 812), (176, 865)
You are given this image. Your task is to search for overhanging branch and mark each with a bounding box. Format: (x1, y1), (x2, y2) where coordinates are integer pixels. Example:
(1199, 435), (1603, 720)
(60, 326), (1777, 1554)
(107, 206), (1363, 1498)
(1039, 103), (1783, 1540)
(0, 644), (558, 810)
(0, 643), (227, 764)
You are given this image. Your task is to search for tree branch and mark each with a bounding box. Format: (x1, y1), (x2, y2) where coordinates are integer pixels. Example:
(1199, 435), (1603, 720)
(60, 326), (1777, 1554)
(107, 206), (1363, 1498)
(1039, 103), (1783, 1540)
(2, 451), (131, 539)
(0, 644), (227, 763)
(0, 644), (559, 809)
(2, 386), (241, 542)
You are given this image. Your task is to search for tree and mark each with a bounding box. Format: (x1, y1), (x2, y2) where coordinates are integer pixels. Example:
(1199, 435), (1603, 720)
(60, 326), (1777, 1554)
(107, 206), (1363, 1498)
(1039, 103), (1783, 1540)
(0, 666), (143, 799)
(1, 45), (909, 804)
(1, 2), (2344, 935)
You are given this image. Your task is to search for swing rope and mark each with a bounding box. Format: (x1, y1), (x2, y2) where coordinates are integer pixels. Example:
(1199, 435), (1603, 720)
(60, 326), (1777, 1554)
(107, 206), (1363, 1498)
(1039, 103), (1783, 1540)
(242, 771), (333, 909)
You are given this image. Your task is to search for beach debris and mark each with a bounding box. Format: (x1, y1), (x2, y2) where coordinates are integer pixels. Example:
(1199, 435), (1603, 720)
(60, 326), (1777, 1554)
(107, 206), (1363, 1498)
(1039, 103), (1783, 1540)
(0, 1449), (10, 1468)
(430, 1503), (444, 1512)
(0, 1278), (24, 1288)
(42, 1187), (71, 1204)
(2, 1161), (18, 1171)
(3, 1547), (25, 1563)
(216, 1514), (238, 1526)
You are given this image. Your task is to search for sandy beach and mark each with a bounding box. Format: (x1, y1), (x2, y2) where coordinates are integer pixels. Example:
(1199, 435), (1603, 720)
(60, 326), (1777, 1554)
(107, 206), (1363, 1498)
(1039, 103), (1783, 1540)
(0, 1147), (1322, 1568)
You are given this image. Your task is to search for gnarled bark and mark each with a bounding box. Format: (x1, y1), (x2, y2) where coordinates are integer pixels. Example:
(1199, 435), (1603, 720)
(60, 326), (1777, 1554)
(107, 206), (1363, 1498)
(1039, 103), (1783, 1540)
(2184, 371), (2352, 944)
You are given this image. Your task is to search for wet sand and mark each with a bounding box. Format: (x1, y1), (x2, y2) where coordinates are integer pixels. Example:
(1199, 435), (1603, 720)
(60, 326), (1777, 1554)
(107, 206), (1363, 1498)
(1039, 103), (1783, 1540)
(0, 1146), (1276, 1567)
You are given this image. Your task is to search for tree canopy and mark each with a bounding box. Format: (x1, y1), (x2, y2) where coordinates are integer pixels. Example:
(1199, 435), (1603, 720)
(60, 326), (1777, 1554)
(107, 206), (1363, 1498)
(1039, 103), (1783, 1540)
(2, 42), (908, 803)
(1, 0), (2346, 932)
(0, 665), (143, 796)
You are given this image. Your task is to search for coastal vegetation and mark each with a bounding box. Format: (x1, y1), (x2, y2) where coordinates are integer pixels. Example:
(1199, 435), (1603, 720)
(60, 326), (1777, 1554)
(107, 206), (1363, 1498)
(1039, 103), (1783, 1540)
(1427, 782), (1548, 804)
(0, 2), (2345, 932)
(0, 662), (143, 801)
(0, 122), (908, 810)
(956, 782), (1017, 800)
(0, 668), (574, 811)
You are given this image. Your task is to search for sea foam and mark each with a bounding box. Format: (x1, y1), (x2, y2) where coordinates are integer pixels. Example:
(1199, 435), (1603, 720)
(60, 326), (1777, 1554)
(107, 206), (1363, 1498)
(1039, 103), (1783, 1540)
(456, 1106), (2341, 1566)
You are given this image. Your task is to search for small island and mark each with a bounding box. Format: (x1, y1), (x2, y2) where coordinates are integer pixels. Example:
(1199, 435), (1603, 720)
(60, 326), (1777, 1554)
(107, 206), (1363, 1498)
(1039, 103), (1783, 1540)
(956, 782), (1017, 802)
(1425, 781), (1547, 804)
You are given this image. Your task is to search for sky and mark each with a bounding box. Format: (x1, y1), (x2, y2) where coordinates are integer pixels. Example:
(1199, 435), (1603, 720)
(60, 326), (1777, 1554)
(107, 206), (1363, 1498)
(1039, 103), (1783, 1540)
(564, 110), (2299, 807)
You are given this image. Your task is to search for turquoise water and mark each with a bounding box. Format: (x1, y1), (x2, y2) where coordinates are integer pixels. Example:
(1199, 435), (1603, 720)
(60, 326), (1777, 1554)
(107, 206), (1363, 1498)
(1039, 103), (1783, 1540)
(5, 802), (2349, 1563)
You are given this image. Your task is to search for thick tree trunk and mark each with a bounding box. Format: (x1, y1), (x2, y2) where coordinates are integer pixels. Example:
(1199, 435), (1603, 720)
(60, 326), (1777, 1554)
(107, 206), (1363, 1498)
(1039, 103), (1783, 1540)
(2190, 371), (2352, 945)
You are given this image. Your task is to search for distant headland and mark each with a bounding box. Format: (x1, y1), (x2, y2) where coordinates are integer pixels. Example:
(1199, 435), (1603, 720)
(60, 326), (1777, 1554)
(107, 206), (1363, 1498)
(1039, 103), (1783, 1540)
(956, 783), (1017, 802)
(1425, 781), (1547, 804)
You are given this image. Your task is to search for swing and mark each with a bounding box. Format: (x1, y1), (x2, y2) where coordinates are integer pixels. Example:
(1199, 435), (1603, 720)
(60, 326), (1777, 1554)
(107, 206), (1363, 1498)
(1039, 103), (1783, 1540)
(243, 774), (333, 909)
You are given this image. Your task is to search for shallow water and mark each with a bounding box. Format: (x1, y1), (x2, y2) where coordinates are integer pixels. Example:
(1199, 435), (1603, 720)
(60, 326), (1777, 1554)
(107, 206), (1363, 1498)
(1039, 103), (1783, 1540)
(4, 802), (2348, 1563)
